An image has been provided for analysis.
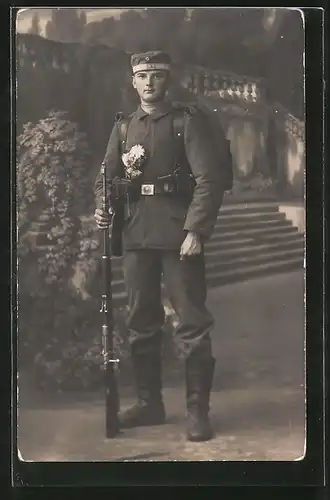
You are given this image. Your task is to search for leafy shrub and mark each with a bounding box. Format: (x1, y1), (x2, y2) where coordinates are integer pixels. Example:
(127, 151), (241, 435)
(21, 295), (176, 392)
(17, 110), (179, 392)
(29, 301), (131, 392)
(17, 110), (94, 292)
(17, 111), (105, 389)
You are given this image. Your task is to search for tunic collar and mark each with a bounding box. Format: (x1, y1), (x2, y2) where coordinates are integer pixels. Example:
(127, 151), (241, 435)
(135, 101), (172, 121)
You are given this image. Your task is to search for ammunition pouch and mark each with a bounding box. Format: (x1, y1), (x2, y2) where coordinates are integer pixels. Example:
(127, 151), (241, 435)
(110, 177), (133, 203)
(171, 167), (196, 203)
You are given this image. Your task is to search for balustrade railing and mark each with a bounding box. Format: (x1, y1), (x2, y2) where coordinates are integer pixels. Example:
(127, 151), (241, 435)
(180, 65), (266, 104)
(273, 102), (305, 141)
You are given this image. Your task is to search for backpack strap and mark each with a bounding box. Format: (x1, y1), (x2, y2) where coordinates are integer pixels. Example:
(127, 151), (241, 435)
(115, 112), (132, 155)
(172, 110), (185, 159)
(172, 104), (196, 175)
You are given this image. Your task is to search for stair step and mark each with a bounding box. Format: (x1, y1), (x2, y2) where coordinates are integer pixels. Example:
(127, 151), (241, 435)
(218, 204), (280, 216)
(205, 239), (304, 263)
(206, 248), (304, 273)
(207, 225), (298, 246)
(213, 218), (292, 233)
(251, 232), (305, 244)
(206, 257), (303, 287)
(206, 232), (303, 250)
(215, 212), (286, 225)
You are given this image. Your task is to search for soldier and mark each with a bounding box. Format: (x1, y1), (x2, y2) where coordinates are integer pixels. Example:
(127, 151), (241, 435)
(94, 51), (226, 442)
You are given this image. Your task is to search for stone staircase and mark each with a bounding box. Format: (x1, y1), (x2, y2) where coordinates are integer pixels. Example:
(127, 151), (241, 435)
(108, 203), (305, 308)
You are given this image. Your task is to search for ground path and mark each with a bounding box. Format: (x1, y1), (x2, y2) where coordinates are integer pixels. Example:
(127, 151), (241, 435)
(17, 270), (305, 462)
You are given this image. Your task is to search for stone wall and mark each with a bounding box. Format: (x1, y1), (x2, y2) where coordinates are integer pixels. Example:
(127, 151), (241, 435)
(272, 103), (305, 198)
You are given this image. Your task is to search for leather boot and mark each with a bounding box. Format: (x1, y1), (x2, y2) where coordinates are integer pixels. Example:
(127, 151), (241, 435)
(118, 345), (166, 429)
(185, 355), (216, 442)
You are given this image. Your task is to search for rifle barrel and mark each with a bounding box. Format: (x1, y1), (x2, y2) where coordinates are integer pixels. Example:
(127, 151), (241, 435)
(100, 161), (120, 438)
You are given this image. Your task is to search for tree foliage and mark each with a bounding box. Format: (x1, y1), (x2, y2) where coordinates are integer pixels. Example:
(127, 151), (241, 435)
(81, 8), (266, 71)
(45, 8), (86, 43)
(28, 12), (41, 36)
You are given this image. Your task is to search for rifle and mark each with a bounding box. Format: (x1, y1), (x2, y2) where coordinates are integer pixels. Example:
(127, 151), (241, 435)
(100, 161), (120, 438)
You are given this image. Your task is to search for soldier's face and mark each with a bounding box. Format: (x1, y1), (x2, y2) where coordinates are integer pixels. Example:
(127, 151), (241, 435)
(132, 70), (170, 103)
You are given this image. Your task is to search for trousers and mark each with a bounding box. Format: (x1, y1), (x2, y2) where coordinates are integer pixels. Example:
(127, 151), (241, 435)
(123, 249), (214, 359)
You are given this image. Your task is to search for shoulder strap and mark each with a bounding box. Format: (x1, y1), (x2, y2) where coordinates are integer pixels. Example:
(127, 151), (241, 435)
(172, 109), (187, 173)
(172, 104), (201, 179)
(172, 111), (185, 142)
(115, 112), (132, 154)
(172, 101), (202, 143)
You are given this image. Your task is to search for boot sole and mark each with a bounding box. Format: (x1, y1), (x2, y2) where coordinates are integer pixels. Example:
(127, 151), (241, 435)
(187, 432), (214, 442)
(119, 417), (166, 429)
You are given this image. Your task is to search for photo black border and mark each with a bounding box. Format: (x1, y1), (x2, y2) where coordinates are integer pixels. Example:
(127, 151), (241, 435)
(3, 2), (327, 493)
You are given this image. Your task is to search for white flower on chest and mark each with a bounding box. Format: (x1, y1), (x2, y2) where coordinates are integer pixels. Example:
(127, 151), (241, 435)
(122, 144), (147, 180)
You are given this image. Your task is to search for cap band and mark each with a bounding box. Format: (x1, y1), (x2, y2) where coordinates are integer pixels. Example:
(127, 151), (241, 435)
(133, 63), (171, 73)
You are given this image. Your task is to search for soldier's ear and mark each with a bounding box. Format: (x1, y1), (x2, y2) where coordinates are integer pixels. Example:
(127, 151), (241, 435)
(132, 75), (137, 89)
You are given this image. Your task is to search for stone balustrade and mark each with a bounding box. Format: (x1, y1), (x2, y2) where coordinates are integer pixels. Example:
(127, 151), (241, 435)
(284, 113), (305, 141)
(180, 65), (266, 104)
(273, 102), (305, 141)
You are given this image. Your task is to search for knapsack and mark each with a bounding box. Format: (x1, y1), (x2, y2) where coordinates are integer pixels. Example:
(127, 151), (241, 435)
(115, 102), (234, 192)
(172, 101), (234, 192)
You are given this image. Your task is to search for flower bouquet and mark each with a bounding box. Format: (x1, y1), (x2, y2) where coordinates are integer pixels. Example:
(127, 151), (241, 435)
(121, 144), (147, 180)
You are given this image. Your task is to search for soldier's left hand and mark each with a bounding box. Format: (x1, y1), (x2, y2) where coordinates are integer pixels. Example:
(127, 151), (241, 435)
(180, 231), (202, 259)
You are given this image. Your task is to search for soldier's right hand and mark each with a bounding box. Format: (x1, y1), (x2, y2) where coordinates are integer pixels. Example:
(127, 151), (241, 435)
(94, 208), (112, 229)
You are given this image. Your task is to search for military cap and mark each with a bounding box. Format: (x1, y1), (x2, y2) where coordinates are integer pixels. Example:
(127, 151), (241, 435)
(131, 51), (171, 74)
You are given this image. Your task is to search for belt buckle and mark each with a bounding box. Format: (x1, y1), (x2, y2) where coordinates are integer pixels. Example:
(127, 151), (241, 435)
(141, 184), (155, 196)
